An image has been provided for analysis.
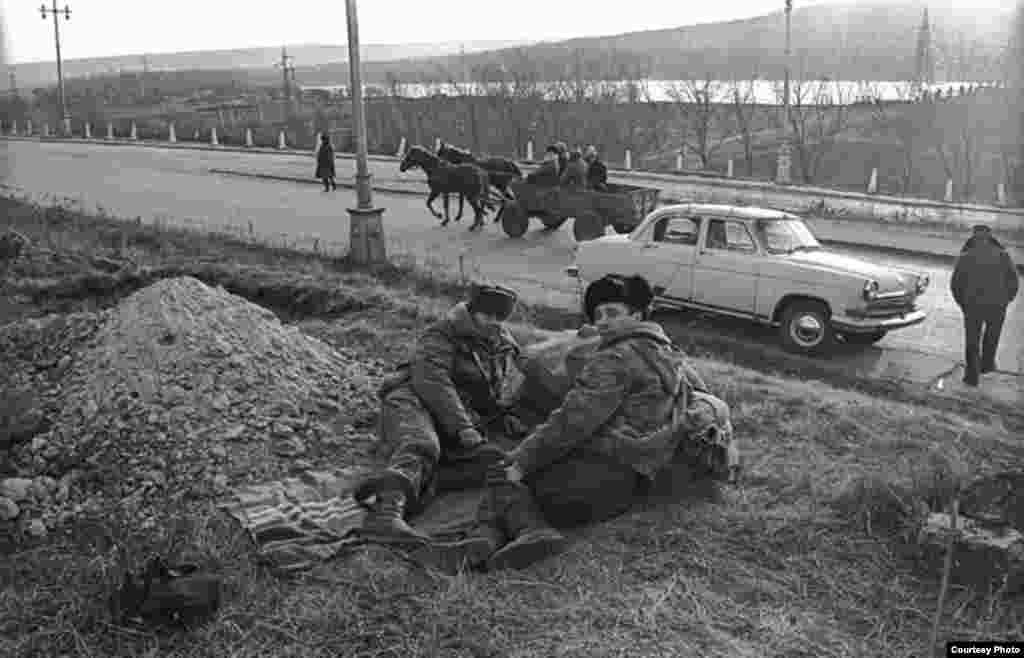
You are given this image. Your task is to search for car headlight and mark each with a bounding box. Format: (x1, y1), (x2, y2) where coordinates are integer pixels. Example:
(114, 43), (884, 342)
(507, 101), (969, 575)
(915, 273), (930, 295)
(862, 279), (880, 302)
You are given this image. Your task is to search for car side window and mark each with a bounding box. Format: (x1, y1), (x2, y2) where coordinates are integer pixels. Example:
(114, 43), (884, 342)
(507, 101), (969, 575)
(706, 219), (756, 252)
(657, 216), (701, 245)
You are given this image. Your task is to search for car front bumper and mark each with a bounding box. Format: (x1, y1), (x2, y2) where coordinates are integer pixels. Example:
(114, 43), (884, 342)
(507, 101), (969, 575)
(831, 309), (927, 334)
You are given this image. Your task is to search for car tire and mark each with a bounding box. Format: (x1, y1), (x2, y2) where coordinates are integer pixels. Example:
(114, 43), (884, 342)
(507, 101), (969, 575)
(841, 330), (887, 345)
(779, 300), (835, 355)
(501, 201), (529, 238)
(612, 222), (633, 234)
(573, 211), (605, 242)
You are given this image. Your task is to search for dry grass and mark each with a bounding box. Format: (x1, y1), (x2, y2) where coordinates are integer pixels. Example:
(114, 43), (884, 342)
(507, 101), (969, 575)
(1, 194), (1023, 658)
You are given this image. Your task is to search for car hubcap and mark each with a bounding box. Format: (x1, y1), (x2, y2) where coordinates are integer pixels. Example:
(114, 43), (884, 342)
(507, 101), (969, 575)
(792, 314), (823, 347)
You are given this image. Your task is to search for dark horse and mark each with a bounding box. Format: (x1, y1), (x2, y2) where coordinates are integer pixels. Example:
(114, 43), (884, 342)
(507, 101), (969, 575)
(436, 142), (523, 204)
(399, 145), (493, 230)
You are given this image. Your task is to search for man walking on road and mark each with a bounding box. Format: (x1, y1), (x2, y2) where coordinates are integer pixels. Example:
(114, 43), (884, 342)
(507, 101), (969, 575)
(315, 133), (337, 192)
(951, 225), (1020, 386)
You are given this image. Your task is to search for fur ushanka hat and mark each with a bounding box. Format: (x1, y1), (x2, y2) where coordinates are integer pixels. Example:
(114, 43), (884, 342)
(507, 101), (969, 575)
(583, 274), (655, 323)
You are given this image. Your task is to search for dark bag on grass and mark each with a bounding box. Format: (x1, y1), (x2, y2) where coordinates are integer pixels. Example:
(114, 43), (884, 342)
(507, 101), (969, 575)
(108, 556), (223, 629)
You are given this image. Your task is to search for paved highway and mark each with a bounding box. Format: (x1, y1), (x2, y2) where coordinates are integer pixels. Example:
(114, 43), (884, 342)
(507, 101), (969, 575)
(1, 139), (1021, 380)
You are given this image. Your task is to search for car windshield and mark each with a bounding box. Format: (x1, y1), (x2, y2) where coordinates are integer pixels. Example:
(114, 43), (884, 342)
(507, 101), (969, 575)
(756, 218), (822, 254)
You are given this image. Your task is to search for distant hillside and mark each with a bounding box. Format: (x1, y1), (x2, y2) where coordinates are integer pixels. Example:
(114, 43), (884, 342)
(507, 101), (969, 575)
(12, 2), (1014, 94)
(10, 40), (533, 90)
(357, 1), (1014, 84)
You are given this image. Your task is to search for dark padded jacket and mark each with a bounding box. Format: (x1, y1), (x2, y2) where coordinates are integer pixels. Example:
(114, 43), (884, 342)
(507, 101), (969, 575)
(951, 235), (1019, 309)
(378, 302), (522, 441)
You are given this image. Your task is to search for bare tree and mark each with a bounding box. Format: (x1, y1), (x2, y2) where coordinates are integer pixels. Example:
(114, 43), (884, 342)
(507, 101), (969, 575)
(501, 48), (545, 157)
(668, 75), (735, 170)
(869, 94), (924, 195)
(922, 97), (985, 202)
(728, 77), (761, 176)
(776, 76), (852, 184)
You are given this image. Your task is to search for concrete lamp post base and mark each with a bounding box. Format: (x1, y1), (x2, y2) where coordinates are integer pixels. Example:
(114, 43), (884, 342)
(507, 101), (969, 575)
(347, 206), (387, 265)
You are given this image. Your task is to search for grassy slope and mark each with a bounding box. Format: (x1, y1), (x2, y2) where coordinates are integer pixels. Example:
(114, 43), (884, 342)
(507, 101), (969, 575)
(1, 196), (1022, 657)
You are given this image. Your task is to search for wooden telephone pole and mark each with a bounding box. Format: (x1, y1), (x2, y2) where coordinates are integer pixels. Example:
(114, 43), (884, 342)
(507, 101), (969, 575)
(278, 47), (296, 116)
(139, 55), (149, 100)
(39, 0), (73, 133)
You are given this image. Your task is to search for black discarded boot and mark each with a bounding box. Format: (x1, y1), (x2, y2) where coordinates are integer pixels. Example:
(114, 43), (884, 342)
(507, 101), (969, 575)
(410, 523), (504, 575)
(354, 471), (430, 546)
(486, 482), (567, 571)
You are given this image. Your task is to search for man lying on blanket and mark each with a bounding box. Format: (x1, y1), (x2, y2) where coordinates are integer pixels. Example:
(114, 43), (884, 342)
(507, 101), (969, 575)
(352, 282), (528, 545)
(357, 274), (739, 573)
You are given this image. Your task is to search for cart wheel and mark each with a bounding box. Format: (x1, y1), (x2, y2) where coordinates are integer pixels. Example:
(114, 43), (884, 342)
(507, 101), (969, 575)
(573, 212), (605, 242)
(501, 201), (529, 238)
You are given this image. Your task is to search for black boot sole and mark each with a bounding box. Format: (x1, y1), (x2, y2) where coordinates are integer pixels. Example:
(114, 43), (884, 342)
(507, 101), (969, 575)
(410, 536), (497, 574)
(487, 534), (568, 571)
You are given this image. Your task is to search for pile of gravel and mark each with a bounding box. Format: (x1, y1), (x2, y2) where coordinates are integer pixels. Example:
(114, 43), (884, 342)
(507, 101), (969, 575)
(1, 276), (390, 535)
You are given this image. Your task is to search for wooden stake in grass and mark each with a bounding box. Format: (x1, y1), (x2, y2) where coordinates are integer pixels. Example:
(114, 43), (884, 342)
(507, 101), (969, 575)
(928, 495), (960, 657)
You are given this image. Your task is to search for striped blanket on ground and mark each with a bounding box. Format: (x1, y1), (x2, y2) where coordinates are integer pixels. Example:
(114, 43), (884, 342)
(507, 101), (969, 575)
(219, 467), (486, 574)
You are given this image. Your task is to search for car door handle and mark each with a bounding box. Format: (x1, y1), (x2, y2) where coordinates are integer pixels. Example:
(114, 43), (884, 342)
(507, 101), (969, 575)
(643, 243), (658, 249)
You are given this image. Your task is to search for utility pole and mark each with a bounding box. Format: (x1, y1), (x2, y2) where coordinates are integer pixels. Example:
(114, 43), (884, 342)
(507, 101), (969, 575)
(345, 0), (387, 265)
(8, 71), (16, 100)
(278, 47), (296, 116)
(775, 0), (793, 184)
(140, 54), (148, 100)
(39, 1), (72, 135)
(461, 43), (467, 87)
(914, 9), (933, 97)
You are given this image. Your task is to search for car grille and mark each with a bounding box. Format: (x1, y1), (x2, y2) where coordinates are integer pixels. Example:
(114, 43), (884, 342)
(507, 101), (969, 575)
(864, 294), (916, 317)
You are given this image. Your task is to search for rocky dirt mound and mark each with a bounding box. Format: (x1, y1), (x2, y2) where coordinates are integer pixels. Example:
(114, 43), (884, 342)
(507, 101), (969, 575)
(1, 276), (390, 537)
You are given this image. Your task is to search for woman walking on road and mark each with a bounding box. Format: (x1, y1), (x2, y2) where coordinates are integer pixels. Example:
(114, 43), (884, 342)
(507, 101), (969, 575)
(315, 133), (337, 192)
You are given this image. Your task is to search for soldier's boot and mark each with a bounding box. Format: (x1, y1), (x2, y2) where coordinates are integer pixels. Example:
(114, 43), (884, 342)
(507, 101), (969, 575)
(354, 470), (430, 546)
(486, 483), (568, 572)
(410, 523), (505, 575)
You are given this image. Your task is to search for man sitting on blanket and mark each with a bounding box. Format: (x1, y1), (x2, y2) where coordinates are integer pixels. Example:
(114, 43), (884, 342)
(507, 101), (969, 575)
(418, 274), (732, 572)
(352, 283), (527, 545)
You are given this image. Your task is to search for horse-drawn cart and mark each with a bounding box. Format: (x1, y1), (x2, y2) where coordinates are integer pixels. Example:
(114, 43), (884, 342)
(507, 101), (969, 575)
(499, 181), (660, 241)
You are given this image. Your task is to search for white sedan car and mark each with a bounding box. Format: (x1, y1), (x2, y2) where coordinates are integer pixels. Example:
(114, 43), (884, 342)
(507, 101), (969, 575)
(566, 203), (930, 355)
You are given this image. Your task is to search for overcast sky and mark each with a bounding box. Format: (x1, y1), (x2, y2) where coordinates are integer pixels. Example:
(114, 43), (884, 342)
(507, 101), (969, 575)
(2, 0), (1019, 64)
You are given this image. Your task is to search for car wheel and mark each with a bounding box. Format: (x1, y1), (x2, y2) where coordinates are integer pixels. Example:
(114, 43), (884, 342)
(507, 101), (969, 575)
(779, 301), (834, 355)
(501, 201), (529, 238)
(612, 222), (633, 234)
(840, 330), (887, 345)
(573, 212), (605, 242)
